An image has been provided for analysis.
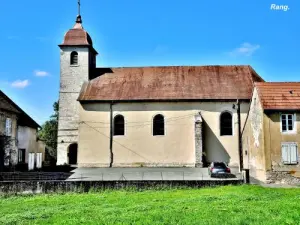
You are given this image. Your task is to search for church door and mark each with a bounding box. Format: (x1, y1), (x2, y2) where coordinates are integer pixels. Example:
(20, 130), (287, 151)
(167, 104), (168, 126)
(68, 143), (78, 165)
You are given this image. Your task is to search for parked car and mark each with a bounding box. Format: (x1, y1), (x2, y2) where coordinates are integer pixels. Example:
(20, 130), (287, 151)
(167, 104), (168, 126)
(208, 162), (231, 177)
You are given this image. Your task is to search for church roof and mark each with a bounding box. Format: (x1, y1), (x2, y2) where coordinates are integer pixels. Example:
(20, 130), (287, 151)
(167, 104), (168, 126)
(78, 65), (264, 102)
(255, 82), (300, 110)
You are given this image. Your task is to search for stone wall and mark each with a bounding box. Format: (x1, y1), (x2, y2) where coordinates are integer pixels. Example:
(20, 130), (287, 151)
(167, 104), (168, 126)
(57, 47), (92, 165)
(194, 114), (203, 167)
(266, 171), (300, 185)
(0, 180), (243, 194)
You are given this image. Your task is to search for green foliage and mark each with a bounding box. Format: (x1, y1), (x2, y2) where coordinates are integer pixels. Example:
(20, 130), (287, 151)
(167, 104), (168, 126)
(1, 185), (300, 224)
(38, 101), (59, 159)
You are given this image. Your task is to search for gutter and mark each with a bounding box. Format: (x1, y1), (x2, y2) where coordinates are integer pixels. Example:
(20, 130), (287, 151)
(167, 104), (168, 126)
(237, 99), (244, 172)
(109, 101), (114, 167)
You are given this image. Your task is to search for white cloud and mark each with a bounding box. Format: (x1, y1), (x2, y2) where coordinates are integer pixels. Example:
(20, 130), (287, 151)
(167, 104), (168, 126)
(11, 80), (30, 88)
(229, 43), (260, 57)
(34, 70), (49, 77)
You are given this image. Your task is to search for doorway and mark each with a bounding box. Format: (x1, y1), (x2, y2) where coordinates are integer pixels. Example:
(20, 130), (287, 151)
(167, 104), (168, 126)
(68, 143), (78, 165)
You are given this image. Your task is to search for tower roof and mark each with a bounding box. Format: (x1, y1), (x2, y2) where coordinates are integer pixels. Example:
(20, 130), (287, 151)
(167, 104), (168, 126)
(60, 15), (93, 46)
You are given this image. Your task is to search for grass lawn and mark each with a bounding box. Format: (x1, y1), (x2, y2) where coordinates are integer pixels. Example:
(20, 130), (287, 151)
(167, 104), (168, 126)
(0, 185), (300, 225)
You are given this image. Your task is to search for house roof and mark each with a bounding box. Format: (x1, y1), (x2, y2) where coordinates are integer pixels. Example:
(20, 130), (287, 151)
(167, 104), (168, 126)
(78, 65), (264, 102)
(255, 82), (300, 110)
(0, 90), (41, 128)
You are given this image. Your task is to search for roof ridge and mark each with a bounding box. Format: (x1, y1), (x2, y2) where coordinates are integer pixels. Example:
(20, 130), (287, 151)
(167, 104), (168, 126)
(0, 90), (40, 128)
(97, 65), (252, 69)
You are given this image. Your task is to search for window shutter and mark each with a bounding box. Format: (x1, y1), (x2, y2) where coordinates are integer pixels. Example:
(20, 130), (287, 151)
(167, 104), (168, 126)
(281, 143), (289, 164)
(5, 118), (12, 136)
(289, 144), (298, 164)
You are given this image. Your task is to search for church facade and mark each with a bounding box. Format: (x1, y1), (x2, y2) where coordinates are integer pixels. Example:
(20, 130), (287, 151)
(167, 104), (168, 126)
(57, 14), (265, 169)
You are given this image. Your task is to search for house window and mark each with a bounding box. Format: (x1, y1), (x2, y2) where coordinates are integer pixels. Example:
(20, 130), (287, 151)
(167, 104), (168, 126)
(220, 112), (233, 136)
(113, 115), (125, 136)
(18, 149), (26, 163)
(70, 51), (78, 65)
(281, 114), (295, 133)
(153, 114), (165, 136)
(5, 118), (12, 136)
(281, 143), (298, 165)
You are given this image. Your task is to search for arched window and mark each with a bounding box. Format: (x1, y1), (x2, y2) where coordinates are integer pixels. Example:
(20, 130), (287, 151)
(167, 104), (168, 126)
(70, 51), (78, 65)
(220, 112), (233, 136)
(153, 114), (165, 136)
(114, 115), (125, 136)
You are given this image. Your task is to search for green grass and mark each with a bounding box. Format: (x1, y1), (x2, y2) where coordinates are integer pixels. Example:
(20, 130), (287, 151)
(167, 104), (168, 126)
(0, 185), (300, 225)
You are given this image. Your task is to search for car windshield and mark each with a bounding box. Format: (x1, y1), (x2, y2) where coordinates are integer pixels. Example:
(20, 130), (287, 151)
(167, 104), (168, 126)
(214, 162), (226, 168)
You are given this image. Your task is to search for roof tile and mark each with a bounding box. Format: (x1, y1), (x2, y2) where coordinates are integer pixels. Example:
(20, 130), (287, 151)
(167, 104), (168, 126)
(255, 82), (300, 110)
(78, 65), (264, 101)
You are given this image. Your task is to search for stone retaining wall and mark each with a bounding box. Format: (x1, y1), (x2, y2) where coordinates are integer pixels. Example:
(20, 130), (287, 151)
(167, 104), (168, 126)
(266, 171), (300, 185)
(0, 180), (243, 194)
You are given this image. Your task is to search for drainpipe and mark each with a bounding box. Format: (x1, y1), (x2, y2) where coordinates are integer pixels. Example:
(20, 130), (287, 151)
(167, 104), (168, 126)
(109, 102), (114, 167)
(237, 99), (244, 172)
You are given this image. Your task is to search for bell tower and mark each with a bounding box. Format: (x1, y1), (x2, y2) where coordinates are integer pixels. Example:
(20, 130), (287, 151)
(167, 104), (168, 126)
(57, 1), (98, 165)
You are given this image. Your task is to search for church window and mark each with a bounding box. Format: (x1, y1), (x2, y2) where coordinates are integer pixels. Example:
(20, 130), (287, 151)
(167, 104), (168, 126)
(114, 115), (125, 136)
(70, 51), (78, 65)
(153, 114), (165, 136)
(220, 111), (233, 136)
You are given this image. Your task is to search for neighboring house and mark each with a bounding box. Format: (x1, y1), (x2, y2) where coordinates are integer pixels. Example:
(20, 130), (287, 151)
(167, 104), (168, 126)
(0, 90), (45, 170)
(242, 83), (300, 184)
(57, 13), (265, 168)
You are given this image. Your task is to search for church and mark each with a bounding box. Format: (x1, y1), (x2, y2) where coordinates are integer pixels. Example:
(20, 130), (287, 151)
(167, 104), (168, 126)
(56, 12), (265, 169)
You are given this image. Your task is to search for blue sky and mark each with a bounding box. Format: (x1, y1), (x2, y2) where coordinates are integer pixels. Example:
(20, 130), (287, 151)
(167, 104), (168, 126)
(0, 0), (299, 125)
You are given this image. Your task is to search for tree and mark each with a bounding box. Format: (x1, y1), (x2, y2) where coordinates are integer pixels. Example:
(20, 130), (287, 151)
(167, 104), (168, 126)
(38, 101), (59, 160)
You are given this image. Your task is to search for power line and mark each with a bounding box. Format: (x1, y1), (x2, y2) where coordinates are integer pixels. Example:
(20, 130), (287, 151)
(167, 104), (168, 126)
(80, 112), (197, 126)
(81, 121), (151, 162)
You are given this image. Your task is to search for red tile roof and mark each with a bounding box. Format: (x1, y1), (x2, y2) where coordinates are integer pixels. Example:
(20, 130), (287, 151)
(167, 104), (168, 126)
(78, 65), (264, 101)
(255, 82), (300, 110)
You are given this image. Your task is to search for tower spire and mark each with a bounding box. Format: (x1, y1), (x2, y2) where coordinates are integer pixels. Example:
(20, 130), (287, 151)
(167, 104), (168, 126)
(76, 0), (82, 24)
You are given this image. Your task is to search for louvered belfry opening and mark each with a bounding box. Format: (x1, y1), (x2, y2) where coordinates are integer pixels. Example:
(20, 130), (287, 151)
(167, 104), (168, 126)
(70, 51), (78, 65)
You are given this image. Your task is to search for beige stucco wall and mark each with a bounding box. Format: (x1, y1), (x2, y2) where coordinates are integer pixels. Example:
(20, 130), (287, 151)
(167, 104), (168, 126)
(242, 88), (266, 182)
(264, 112), (300, 172)
(78, 101), (249, 168)
(18, 126), (39, 163)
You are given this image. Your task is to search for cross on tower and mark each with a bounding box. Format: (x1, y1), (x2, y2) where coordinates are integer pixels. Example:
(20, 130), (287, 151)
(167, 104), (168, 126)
(78, 0), (81, 15)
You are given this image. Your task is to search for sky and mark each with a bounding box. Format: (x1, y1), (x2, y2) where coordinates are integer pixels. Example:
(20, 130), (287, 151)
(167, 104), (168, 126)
(0, 0), (299, 125)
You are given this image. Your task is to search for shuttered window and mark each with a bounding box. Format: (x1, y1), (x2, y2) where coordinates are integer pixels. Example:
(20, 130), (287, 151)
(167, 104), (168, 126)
(70, 51), (78, 65)
(18, 149), (26, 163)
(281, 114), (295, 133)
(282, 143), (298, 164)
(5, 118), (12, 136)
